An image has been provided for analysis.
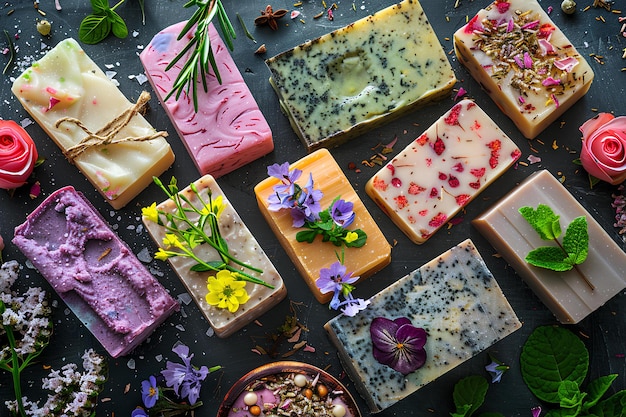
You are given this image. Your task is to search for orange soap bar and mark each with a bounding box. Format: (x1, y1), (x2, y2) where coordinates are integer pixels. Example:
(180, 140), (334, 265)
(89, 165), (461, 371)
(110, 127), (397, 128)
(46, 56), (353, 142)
(254, 149), (391, 303)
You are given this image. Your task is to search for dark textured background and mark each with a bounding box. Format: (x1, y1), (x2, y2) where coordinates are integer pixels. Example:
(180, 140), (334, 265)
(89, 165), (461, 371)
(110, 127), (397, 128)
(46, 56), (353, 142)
(1, 0), (625, 416)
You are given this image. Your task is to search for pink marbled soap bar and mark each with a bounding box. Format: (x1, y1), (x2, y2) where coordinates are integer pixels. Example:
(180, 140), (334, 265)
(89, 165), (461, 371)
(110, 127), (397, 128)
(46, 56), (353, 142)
(140, 22), (274, 178)
(13, 186), (179, 357)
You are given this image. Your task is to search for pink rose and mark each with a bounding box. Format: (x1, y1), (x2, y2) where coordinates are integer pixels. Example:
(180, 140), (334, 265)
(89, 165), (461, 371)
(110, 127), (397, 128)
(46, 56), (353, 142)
(579, 113), (626, 185)
(0, 120), (38, 190)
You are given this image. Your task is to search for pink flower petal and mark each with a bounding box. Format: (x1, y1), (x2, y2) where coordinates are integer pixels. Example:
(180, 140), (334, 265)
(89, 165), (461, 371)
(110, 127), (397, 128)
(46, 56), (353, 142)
(523, 52), (533, 68)
(454, 87), (467, 101)
(542, 76), (561, 86)
(554, 57), (579, 72)
(539, 38), (555, 55)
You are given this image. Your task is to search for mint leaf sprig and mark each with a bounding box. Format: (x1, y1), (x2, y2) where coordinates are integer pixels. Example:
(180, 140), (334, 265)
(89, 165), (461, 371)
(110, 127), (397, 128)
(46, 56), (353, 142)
(79, 0), (129, 45)
(519, 204), (593, 290)
(521, 326), (625, 417)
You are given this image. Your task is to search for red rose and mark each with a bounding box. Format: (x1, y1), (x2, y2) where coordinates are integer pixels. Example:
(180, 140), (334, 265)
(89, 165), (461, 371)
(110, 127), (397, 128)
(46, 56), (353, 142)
(0, 120), (38, 190)
(579, 113), (626, 185)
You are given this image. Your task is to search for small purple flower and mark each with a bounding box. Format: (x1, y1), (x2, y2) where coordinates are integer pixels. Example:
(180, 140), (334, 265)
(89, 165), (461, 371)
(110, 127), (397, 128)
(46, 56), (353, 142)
(268, 162), (302, 191)
(316, 261), (359, 295)
(485, 356), (509, 383)
(370, 317), (427, 375)
(141, 375), (159, 408)
(338, 295), (370, 317)
(161, 344), (209, 405)
(330, 199), (355, 228)
(131, 408), (149, 417)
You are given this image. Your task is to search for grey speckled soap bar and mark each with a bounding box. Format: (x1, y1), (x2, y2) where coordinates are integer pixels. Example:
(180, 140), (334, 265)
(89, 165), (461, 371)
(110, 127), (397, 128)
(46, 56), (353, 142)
(266, 0), (456, 151)
(324, 239), (521, 413)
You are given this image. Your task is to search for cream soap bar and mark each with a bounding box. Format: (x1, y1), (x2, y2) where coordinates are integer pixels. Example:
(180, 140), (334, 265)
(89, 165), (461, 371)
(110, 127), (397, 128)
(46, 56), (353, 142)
(13, 186), (179, 358)
(143, 175), (287, 338)
(265, 0), (456, 151)
(473, 170), (626, 324)
(140, 22), (274, 178)
(11, 38), (174, 209)
(324, 239), (521, 413)
(365, 100), (521, 244)
(454, 0), (594, 139)
(254, 149), (391, 304)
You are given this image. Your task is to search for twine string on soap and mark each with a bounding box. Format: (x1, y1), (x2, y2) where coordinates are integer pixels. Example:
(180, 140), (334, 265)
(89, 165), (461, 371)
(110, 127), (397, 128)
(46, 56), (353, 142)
(55, 91), (168, 162)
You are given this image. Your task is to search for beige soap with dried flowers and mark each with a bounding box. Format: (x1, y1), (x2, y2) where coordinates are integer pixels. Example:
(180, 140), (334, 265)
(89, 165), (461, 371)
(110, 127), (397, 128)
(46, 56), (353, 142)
(266, 0), (456, 151)
(11, 38), (174, 209)
(454, 0), (594, 139)
(254, 149), (391, 304)
(142, 175), (287, 338)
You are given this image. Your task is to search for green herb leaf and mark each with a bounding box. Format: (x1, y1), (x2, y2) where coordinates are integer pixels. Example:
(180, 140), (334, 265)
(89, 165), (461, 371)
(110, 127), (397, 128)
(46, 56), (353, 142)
(90, 0), (109, 14)
(558, 380), (585, 410)
(583, 374), (618, 411)
(107, 9), (128, 39)
(520, 326), (588, 403)
(79, 14), (112, 44)
(588, 390), (626, 417)
(138, 0), (146, 25)
(519, 204), (561, 240)
(345, 229), (367, 248)
(562, 216), (588, 265)
(296, 229), (318, 244)
(451, 376), (489, 417)
(525, 246), (573, 271)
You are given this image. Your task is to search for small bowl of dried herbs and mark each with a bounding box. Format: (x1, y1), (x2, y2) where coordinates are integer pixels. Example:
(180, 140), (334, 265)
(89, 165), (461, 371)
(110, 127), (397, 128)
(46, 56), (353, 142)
(217, 361), (362, 417)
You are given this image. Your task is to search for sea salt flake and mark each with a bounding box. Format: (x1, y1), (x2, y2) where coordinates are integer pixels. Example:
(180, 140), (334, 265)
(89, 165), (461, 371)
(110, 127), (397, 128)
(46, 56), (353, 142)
(175, 324), (185, 331)
(155, 354), (163, 362)
(178, 292), (192, 305)
(136, 247), (152, 263)
(127, 358), (136, 369)
(527, 155), (542, 164)
(206, 327), (215, 337)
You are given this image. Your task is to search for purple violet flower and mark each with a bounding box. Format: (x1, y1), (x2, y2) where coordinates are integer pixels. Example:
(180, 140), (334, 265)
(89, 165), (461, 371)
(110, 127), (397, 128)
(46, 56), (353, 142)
(268, 162), (301, 192)
(316, 262), (359, 295)
(485, 361), (504, 383)
(131, 408), (149, 417)
(370, 317), (427, 375)
(330, 199), (356, 228)
(338, 294), (370, 317)
(161, 344), (209, 405)
(141, 375), (159, 408)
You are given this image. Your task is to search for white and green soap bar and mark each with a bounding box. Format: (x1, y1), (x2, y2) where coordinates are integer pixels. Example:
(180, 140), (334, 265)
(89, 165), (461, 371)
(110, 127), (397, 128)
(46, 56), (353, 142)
(324, 239), (521, 413)
(266, 0), (456, 151)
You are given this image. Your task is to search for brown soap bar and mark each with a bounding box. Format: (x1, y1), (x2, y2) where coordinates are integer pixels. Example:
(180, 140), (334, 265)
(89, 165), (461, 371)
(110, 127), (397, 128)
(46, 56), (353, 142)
(473, 170), (626, 323)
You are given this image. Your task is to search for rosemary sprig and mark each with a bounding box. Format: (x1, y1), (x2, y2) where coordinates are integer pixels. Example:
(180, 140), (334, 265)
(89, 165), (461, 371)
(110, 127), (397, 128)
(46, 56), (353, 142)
(165, 0), (236, 111)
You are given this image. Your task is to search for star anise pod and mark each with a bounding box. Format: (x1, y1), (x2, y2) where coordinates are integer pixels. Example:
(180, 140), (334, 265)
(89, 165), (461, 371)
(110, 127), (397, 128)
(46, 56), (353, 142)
(254, 5), (288, 31)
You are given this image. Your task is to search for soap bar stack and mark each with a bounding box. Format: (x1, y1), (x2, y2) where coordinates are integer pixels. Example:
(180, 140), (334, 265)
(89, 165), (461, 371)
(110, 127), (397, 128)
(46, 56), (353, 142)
(454, 0), (594, 139)
(140, 22), (274, 178)
(325, 239), (521, 413)
(266, 0), (456, 150)
(366, 100), (521, 244)
(13, 186), (179, 358)
(473, 170), (626, 324)
(254, 149), (391, 303)
(11, 38), (174, 209)
(143, 175), (287, 338)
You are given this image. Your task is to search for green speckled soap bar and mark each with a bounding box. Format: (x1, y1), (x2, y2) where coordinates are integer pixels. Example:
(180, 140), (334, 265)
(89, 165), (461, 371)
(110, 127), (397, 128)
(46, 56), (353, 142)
(324, 239), (521, 413)
(266, 0), (456, 151)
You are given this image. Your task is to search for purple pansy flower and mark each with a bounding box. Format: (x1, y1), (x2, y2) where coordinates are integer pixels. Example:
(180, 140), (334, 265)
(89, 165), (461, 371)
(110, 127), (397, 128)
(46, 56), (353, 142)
(141, 375), (159, 408)
(330, 199), (355, 228)
(370, 317), (428, 375)
(161, 344), (209, 405)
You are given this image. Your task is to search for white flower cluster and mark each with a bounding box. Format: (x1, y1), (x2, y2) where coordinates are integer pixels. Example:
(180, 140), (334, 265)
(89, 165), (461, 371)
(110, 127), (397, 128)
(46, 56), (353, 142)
(1, 261), (107, 416)
(0, 260), (52, 361)
(6, 349), (107, 417)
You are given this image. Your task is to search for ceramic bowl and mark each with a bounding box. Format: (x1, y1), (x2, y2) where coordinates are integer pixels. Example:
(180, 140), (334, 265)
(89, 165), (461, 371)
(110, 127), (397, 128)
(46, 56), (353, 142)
(216, 361), (362, 417)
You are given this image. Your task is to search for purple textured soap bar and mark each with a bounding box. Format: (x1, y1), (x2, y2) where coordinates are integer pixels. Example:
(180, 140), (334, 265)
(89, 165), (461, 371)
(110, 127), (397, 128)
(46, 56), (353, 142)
(13, 186), (179, 357)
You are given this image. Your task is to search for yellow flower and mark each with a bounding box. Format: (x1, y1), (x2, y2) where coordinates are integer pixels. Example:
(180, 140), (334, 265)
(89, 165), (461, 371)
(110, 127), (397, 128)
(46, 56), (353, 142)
(142, 202), (159, 223)
(205, 270), (250, 313)
(201, 195), (226, 218)
(162, 233), (182, 248)
(344, 231), (358, 244)
(155, 248), (171, 261)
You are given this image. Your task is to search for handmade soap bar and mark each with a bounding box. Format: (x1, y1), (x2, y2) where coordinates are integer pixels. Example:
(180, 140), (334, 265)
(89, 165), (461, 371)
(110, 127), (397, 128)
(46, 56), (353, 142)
(140, 22), (274, 178)
(11, 38), (174, 209)
(365, 100), (521, 244)
(473, 170), (626, 324)
(324, 239), (521, 413)
(454, 0), (594, 139)
(12, 186), (179, 358)
(254, 149), (391, 303)
(266, 0), (456, 151)
(143, 175), (286, 338)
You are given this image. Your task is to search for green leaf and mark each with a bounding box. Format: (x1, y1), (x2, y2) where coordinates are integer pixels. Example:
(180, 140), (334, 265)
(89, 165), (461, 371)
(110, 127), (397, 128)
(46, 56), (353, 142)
(562, 216), (588, 265)
(558, 380), (585, 410)
(519, 204), (562, 240)
(520, 326), (588, 403)
(79, 14), (111, 44)
(583, 374), (618, 411)
(588, 390), (626, 417)
(90, 0), (109, 14)
(544, 408), (581, 417)
(345, 229), (367, 248)
(451, 404), (473, 417)
(477, 413), (506, 417)
(190, 261), (223, 272)
(296, 229), (318, 244)
(138, 0), (146, 24)
(525, 246), (573, 271)
(107, 9), (128, 39)
(451, 376), (489, 417)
